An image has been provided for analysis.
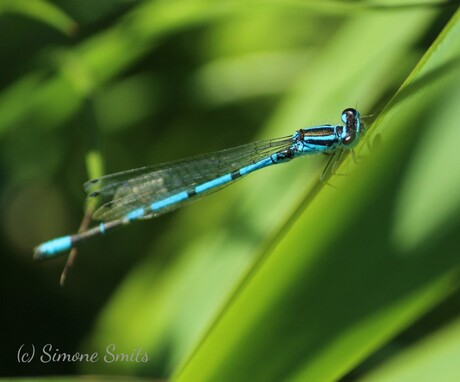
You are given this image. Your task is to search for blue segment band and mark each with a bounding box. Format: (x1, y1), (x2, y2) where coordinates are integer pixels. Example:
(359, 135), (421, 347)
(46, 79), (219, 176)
(34, 236), (72, 260)
(126, 208), (145, 221)
(195, 173), (232, 193)
(151, 191), (189, 211)
(239, 158), (272, 176)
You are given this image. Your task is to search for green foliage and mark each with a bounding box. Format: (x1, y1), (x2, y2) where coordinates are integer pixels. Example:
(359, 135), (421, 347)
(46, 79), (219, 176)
(0, 0), (77, 35)
(1, 1), (459, 381)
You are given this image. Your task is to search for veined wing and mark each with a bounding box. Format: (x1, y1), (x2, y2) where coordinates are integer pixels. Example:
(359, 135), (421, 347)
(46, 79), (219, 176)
(84, 135), (293, 222)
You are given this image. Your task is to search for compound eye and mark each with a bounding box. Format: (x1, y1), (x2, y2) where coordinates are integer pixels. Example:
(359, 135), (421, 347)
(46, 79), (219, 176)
(341, 108), (358, 124)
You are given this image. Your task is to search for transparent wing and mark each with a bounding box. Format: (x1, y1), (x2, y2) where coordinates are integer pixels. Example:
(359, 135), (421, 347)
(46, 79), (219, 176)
(84, 135), (293, 222)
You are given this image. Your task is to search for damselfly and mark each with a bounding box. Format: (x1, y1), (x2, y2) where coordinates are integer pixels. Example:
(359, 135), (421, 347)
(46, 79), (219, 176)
(34, 108), (362, 260)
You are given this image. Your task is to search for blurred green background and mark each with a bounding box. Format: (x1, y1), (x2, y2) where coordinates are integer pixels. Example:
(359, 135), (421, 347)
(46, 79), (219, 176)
(1, 1), (460, 381)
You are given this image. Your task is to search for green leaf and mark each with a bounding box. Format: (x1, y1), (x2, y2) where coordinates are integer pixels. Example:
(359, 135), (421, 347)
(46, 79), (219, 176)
(0, 0), (77, 35)
(361, 316), (460, 382)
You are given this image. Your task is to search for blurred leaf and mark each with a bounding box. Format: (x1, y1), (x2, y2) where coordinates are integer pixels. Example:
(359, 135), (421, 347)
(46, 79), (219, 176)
(361, 316), (460, 382)
(0, 0), (77, 35)
(0, 0), (224, 136)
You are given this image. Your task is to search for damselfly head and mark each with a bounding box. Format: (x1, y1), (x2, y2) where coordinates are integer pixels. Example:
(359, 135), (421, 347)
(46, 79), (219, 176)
(341, 108), (362, 147)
